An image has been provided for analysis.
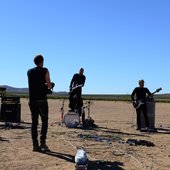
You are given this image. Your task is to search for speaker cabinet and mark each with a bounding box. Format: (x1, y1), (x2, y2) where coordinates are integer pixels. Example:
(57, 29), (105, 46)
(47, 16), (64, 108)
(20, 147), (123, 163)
(140, 101), (155, 129)
(1, 96), (20, 104)
(0, 104), (21, 123)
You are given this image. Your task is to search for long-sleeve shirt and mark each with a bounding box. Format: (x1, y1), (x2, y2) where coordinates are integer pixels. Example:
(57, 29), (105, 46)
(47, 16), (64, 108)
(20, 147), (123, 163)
(70, 73), (86, 88)
(131, 87), (151, 102)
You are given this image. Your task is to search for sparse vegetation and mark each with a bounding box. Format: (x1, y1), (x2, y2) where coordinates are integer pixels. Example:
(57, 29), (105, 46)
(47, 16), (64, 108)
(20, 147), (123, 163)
(4, 92), (170, 103)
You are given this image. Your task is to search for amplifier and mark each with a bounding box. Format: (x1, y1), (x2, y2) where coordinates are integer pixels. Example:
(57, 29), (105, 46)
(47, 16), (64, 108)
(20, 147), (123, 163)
(1, 96), (20, 104)
(0, 87), (6, 97)
(0, 104), (21, 123)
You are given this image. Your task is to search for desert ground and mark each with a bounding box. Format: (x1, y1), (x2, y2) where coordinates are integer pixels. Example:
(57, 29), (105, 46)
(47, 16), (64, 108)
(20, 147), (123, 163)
(0, 98), (170, 170)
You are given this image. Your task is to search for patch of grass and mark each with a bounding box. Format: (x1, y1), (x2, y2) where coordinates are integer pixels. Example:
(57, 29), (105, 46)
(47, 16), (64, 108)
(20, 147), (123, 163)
(4, 92), (170, 103)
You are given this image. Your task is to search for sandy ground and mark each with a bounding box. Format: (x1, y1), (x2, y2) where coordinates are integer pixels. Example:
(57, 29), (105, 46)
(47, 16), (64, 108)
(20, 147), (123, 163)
(0, 98), (170, 170)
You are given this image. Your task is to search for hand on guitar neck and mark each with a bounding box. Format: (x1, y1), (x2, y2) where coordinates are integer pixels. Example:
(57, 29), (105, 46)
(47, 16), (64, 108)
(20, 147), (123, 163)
(151, 87), (162, 96)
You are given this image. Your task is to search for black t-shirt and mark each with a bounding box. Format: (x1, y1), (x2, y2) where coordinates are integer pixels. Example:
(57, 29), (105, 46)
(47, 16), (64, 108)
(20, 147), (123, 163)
(27, 67), (48, 102)
(131, 87), (151, 102)
(70, 73), (86, 87)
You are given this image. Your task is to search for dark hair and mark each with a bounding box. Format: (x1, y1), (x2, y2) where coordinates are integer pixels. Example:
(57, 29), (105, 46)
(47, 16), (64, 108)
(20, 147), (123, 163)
(139, 79), (144, 85)
(34, 55), (44, 65)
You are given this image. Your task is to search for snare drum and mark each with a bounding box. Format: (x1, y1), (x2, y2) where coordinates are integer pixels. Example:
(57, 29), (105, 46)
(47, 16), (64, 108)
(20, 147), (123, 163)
(64, 111), (80, 128)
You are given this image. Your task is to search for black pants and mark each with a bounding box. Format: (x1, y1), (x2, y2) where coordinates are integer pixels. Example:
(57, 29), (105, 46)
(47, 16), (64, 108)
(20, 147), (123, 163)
(29, 100), (48, 146)
(136, 104), (149, 128)
(69, 89), (85, 124)
(69, 89), (82, 111)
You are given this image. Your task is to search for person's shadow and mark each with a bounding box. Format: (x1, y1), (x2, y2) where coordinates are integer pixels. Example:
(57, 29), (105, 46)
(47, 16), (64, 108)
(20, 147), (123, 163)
(0, 136), (10, 142)
(40, 150), (75, 163)
(40, 150), (125, 170)
(88, 160), (124, 170)
(155, 127), (170, 134)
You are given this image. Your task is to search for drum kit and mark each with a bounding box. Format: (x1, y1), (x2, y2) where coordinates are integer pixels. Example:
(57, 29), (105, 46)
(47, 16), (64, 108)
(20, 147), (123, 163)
(60, 99), (92, 128)
(64, 111), (80, 128)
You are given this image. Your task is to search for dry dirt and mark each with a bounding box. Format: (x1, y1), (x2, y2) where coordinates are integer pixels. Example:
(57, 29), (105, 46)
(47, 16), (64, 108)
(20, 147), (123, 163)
(0, 98), (170, 170)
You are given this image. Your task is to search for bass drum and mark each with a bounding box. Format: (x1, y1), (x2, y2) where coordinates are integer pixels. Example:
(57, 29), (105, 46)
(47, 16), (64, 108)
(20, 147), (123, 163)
(64, 111), (80, 128)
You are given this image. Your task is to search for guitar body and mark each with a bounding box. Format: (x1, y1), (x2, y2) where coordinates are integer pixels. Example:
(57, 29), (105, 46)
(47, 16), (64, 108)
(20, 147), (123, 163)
(133, 100), (144, 109)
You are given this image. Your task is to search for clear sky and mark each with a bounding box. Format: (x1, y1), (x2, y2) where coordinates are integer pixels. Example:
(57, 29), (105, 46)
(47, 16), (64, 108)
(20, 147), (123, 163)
(0, 0), (169, 94)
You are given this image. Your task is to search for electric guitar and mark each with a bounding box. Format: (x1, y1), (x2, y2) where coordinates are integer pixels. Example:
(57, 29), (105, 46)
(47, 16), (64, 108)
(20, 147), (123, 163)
(133, 87), (162, 109)
(70, 84), (83, 93)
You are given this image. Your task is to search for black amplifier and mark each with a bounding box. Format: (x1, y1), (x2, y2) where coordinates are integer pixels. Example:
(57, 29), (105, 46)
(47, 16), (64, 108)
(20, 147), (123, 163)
(0, 103), (21, 123)
(1, 96), (20, 104)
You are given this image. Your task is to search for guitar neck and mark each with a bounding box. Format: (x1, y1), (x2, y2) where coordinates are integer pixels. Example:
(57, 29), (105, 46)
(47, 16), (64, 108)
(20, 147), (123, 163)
(151, 91), (157, 95)
(151, 88), (162, 95)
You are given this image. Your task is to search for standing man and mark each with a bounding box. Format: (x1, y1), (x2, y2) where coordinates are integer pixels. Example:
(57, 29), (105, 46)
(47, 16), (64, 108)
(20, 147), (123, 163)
(69, 68), (86, 114)
(131, 79), (152, 131)
(27, 55), (54, 152)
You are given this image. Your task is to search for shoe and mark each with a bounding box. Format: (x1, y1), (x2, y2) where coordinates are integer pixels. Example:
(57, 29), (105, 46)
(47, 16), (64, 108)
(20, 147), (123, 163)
(147, 128), (157, 132)
(33, 145), (42, 152)
(40, 143), (50, 152)
(136, 127), (141, 131)
(140, 127), (148, 132)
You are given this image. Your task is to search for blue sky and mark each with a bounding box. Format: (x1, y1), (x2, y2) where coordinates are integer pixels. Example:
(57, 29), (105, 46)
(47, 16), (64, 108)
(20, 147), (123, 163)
(0, 0), (169, 94)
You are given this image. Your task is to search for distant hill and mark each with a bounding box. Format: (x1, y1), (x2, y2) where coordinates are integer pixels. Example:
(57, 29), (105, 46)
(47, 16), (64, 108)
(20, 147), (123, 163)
(0, 85), (68, 95)
(1, 85), (170, 102)
(0, 85), (29, 93)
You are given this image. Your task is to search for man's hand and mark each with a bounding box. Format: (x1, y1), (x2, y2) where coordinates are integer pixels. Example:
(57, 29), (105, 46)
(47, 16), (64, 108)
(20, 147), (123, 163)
(51, 82), (55, 89)
(132, 101), (137, 108)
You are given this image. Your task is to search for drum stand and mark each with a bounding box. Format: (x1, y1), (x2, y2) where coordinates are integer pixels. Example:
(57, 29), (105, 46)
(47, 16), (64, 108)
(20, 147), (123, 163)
(83, 101), (91, 120)
(75, 163), (88, 170)
(60, 99), (65, 127)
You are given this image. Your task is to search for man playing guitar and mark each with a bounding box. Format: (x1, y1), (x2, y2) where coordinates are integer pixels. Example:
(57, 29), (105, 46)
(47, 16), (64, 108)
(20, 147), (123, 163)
(69, 68), (86, 112)
(131, 79), (152, 131)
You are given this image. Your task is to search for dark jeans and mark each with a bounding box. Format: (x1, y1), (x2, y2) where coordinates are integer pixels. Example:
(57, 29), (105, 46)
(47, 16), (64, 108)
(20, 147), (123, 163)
(69, 89), (85, 124)
(29, 100), (48, 146)
(136, 104), (149, 128)
(69, 89), (82, 111)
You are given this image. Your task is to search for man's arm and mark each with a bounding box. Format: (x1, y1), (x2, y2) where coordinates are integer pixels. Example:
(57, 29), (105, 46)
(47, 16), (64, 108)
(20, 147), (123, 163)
(70, 74), (76, 89)
(82, 76), (86, 86)
(45, 69), (52, 89)
(131, 88), (136, 101)
(146, 88), (152, 96)
(70, 78), (74, 88)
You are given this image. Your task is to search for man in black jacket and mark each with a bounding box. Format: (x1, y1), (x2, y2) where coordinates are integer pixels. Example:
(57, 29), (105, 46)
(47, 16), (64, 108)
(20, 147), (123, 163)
(27, 55), (54, 152)
(131, 79), (152, 131)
